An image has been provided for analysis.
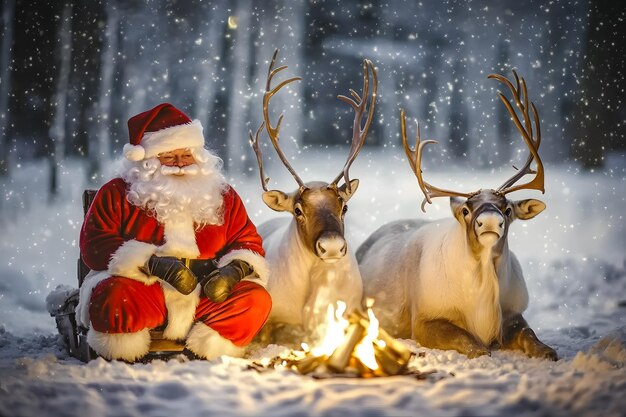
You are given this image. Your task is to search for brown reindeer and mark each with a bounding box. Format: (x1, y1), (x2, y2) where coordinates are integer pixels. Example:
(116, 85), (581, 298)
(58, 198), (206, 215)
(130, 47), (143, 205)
(356, 71), (557, 360)
(251, 50), (377, 343)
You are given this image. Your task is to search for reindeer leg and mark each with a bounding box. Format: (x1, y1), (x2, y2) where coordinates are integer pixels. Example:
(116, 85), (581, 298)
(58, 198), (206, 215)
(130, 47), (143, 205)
(414, 319), (490, 359)
(502, 313), (557, 361)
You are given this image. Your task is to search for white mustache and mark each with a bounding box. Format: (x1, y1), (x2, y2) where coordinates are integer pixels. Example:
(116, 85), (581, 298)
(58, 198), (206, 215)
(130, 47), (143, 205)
(160, 164), (200, 176)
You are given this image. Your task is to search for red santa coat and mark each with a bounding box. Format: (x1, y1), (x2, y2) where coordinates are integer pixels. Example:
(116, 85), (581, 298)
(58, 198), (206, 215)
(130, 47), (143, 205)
(76, 177), (269, 341)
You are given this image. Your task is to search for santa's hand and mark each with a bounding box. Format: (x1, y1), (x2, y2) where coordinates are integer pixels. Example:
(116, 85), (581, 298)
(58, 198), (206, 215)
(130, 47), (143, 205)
(142, 255), (198, 295)
(201, 260), (253, 303)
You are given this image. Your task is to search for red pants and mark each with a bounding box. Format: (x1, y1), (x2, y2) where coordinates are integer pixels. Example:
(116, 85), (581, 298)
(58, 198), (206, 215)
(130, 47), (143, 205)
(89, 277), (271, 346)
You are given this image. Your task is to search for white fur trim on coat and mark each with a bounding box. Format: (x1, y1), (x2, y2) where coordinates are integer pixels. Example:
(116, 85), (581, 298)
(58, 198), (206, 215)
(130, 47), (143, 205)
(185, 322), (246, 360)
(76, 269), (111, 328)
(77, 269), (201, 341)
(155, 215), (200, 259)
(87, 327), (151, 362)
(161, 283), (201, 340)
(217, 249), (269, 288)
(107, 240), (158, 283)
(141, 120), (204, 159)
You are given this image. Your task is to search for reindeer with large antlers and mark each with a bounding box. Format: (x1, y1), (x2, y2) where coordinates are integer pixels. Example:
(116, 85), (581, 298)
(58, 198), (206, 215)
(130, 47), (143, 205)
(356, 71), (557, 360)
(250, 50), (377, 343)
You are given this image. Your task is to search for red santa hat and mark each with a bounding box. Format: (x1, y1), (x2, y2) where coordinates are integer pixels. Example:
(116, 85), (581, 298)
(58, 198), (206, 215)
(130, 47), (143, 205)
(123, 103), (205, 161)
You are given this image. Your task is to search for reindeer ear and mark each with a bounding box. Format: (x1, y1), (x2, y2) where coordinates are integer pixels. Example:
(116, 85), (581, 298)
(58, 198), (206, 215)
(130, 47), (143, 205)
(338, 179), (359, 202)
(513, 199), (546, 220)
(262, 190), (293, 212)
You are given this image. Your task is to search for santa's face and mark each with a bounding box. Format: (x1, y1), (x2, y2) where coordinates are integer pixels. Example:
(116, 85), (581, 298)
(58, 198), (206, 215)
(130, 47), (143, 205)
(157, 148), (196, 176)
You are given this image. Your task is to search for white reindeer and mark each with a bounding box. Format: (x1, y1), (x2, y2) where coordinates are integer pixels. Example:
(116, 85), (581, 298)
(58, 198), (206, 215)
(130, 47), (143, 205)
(356, 71), (557, 360)
(250, 50), (377, 343)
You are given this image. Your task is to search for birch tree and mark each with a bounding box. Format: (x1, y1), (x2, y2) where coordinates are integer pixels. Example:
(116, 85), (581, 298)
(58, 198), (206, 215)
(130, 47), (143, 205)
(48, 3), (72, 200)
(225, 0), (254, 172)
(88, 1), (119, 183)
(448, 59), (469, 160)
(248, 0), (305, 178)
(495, 39), (511, 164)
(0, 0), (15, 176)
(194, 0), (227, 139)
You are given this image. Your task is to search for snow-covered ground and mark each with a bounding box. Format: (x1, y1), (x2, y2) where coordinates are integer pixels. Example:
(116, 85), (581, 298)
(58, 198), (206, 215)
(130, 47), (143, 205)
(0, 149), (625, 417)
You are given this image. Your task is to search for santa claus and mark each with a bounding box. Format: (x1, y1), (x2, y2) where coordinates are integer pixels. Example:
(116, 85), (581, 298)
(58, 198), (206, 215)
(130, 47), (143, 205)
(76, 103), (271, 362)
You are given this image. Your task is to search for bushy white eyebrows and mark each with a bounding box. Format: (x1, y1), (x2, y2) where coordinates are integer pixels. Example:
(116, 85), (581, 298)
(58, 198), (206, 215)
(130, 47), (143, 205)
(159, 150), (193, 158)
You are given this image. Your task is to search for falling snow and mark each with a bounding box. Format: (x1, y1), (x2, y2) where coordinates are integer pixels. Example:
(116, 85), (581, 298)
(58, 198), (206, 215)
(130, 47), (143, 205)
(1, 1), (625, 416)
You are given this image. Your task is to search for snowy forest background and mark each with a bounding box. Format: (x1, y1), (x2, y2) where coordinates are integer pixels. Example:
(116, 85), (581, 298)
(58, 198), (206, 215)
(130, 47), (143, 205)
(0, 0), (624, 326)
(0, 0), (624, 323)
(0, 0), (624, 197)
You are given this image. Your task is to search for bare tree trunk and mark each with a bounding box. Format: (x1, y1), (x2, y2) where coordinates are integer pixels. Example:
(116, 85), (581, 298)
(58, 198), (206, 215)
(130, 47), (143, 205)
(573, 0), (623, 169)
(276, 0), (305, 168)
(495, 39), (511, 164)
(120, 6), (151, 124)
(225, 0), (253, 172)
(249, 0), (305, 177)
(48, 3), (73, 201)
(194, 0), (227, 137)
(248, 1), (283, 174)
(88, 1), (119, 183)
(448, 59), (469, 160)
(0, 0), (15, 177)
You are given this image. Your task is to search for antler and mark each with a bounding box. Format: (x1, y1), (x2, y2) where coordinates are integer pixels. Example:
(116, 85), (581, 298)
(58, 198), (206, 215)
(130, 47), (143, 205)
(399, 71), (543, 211)
(262, 49), (305, 190)
(400, 109), (476, 212)
(488, 70), (544, 195)
(330, 59), (378, 193)
(249, 122), (269, 191)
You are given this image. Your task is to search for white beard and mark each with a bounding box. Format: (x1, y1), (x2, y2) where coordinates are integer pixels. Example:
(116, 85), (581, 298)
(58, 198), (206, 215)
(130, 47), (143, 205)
(119, 149), (228, 228)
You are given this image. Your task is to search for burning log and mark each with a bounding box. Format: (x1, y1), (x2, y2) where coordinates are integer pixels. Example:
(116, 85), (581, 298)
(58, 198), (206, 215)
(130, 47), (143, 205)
(247, 300), (442, 379)
(348, 309), (413, 373)
(293, 354), (325, 375)
(374, 343), (405, 376)
(327, 322), (365, 372)
(286, 301), (415, 377)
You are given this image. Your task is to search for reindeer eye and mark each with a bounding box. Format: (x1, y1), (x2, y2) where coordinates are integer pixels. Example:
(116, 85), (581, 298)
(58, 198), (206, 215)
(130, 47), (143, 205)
(462, 208), (470, 216)
(294, 207), (303, 216)
(342, 205), (348, 214)
(505, 207), (512, 216)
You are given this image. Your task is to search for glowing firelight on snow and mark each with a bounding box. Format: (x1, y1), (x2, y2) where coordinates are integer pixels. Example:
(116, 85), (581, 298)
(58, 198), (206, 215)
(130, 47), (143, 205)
(306, 298), (383, 371)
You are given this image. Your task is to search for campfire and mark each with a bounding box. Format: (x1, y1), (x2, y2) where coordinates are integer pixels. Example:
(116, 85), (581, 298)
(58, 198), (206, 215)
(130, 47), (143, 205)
(250, 299), (434, 379)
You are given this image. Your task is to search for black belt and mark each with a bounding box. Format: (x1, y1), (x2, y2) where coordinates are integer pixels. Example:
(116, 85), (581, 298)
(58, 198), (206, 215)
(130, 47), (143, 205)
(179, 258), (217, 278)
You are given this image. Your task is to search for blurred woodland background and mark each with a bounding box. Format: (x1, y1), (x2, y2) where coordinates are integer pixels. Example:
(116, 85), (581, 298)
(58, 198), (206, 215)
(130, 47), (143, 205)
(0, 0), (624, 200)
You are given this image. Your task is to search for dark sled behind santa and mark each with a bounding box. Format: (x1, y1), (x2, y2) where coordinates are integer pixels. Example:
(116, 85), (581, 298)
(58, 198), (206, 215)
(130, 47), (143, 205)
(50, 189), (186, 362)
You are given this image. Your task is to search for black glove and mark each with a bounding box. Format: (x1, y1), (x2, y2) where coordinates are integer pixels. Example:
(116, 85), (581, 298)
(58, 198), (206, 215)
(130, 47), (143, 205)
(141, 255), (198, 295)
(201, 259), (253, 303)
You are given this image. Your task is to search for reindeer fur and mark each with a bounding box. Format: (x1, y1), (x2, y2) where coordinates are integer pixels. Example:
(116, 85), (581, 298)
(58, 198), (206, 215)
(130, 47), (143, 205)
(260, 217), (363, 342)
(356, 193), (556, 360)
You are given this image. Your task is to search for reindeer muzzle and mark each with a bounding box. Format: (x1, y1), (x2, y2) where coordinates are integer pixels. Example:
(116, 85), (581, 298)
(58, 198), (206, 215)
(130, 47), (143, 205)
(315, 233), (347, 262)
(474, 210), (505, 242)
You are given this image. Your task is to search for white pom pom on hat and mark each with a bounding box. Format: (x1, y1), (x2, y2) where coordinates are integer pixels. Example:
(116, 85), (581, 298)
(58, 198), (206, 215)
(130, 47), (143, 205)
(123, 143), (146, 162)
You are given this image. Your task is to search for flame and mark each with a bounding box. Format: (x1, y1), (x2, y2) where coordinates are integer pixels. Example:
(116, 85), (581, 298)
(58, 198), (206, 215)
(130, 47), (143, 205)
(308, 299), (383, 371)
(354, 306), (380, 370)
(311, 301), (348, 357)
